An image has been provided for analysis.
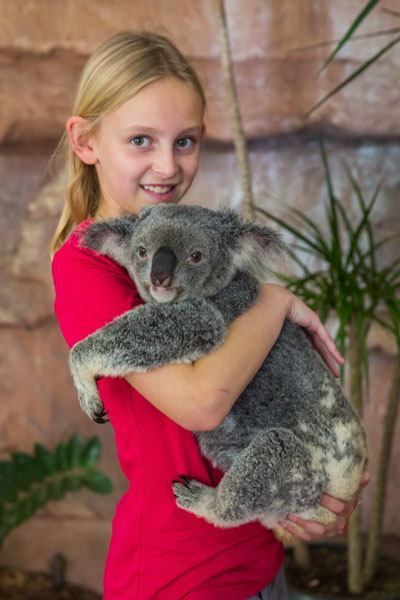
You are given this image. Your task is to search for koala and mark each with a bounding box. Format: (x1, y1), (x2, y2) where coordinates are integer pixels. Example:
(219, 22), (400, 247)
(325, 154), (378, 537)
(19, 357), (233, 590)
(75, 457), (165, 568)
(70, 204), (367, 542)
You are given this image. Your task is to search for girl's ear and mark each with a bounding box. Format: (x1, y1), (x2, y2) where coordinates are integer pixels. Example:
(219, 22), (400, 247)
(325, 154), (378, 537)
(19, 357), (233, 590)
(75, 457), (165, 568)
(66, 116), (98, 165)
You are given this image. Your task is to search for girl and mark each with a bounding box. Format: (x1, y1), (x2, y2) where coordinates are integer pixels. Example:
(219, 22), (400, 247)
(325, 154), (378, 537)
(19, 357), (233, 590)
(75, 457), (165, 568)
(51, 31), (367, 600)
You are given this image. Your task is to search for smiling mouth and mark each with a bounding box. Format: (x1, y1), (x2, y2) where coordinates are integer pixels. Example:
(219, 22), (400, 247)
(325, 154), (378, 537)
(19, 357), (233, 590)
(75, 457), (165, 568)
(140, 184), (177, 194)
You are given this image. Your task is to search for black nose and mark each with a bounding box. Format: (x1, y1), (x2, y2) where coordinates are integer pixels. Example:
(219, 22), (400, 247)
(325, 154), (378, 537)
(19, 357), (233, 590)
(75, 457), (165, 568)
(151, 246), (177, 287)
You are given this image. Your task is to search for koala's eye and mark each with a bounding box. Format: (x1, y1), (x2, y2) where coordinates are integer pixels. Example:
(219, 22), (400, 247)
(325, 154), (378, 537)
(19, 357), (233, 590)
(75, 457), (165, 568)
(138, 246), (147, 258)
(187, 251), (202, 264)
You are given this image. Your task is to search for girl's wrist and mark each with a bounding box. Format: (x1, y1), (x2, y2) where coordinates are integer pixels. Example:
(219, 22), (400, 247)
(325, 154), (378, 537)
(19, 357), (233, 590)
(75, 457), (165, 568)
(259, 283), (292, 315)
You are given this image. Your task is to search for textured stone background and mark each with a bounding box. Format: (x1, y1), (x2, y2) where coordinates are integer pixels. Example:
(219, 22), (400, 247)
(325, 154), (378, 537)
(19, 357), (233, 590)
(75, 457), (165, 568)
(1, 0), (399, 593)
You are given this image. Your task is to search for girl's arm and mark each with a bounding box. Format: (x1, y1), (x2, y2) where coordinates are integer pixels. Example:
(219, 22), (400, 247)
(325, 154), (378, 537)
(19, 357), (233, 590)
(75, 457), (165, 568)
(126, 283), (343, 431)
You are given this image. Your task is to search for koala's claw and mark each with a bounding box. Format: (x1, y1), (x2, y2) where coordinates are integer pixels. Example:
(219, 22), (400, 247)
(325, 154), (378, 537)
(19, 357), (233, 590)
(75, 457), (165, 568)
(178, 474), (192, 486)
(172, 476), (206, 510)
(93, 407), (109, 424)
(78, 390), (107, 424)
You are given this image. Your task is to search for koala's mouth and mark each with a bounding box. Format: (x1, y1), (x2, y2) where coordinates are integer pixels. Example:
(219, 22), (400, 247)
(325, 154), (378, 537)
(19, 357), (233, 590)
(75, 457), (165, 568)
(149, 285), (178, 303)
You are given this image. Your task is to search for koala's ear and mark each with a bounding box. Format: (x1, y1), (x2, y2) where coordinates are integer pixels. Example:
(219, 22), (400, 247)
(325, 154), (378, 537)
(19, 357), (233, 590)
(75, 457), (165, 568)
(232, 222), (283, 282)
(79, 216), (138, 266)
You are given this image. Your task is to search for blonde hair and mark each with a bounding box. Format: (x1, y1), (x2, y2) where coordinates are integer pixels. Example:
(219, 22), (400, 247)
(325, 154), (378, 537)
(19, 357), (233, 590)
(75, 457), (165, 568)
(50, 31), (206, 254)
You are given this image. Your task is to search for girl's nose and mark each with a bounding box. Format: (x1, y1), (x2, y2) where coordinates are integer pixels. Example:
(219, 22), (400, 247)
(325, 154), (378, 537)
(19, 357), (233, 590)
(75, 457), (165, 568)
(152, 148), (178, 179)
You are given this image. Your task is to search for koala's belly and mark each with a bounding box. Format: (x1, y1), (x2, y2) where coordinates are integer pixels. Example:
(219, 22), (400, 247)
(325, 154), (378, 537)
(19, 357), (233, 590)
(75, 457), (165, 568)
(196, 322), (367, 479)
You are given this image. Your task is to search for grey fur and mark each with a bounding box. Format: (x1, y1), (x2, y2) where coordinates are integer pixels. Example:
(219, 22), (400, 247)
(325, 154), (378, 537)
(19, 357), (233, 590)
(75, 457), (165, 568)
(70, 204), (367, 541)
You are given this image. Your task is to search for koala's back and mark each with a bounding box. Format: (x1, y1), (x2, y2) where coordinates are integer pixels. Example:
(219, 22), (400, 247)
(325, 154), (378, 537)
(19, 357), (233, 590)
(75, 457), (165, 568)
(197, 320), (366, 496)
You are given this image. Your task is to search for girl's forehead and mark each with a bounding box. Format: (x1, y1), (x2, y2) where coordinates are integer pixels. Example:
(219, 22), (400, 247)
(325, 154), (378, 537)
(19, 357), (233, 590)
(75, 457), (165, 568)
(105, 77), (204, 132)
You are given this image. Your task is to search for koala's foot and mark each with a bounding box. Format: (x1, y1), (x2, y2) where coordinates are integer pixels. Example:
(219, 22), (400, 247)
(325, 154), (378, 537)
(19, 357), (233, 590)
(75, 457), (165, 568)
(70, 353), (107, 423)
(78, 388), (108, 424)
(172, 476), (213, 511)
(171, 475), (250, 528)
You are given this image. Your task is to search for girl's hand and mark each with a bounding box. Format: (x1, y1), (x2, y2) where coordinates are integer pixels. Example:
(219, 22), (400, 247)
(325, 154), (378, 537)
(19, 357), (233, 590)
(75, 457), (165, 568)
(277, 471), (370, 542)
(264, 284), (345, 377)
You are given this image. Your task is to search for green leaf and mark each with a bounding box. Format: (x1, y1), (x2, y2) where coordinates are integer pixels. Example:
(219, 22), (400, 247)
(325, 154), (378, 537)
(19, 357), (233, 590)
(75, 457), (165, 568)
(0, 476), (18, 503)
(66, 434), (84, 468)
(84, 470), (113, 494)
(55, 442), (69, 471)
(319, 0), (381, 72)
(31, 485), (49, 509)
(34, 443), (57, 475)
(253, 206), (325, 255)
(11, 452), (37, 490)
(13, 497), (34, 526)
(46, 479), (66, 501)
(64, 476), (83, 492)
(306, 33), (400, 117)
(80, 437), (101, 468)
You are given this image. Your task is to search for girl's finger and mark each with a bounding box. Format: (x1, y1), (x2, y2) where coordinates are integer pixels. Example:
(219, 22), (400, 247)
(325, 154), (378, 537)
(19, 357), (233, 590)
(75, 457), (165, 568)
(286, 515), (326, 536)
(359, 471), (370, 489)
(310, 335), (340, 377)
(278, 520), (313, 542)
(319, 493), (347, 514)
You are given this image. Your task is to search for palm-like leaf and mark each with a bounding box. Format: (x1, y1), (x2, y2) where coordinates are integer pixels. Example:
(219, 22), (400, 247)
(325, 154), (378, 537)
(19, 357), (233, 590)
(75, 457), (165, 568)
(255, 141), (399, 388)
(319, 0), (381, 73)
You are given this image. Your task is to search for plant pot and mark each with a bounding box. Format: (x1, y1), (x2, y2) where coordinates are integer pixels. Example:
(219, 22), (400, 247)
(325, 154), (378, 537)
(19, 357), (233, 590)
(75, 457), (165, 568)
(285, 541), (400, 600)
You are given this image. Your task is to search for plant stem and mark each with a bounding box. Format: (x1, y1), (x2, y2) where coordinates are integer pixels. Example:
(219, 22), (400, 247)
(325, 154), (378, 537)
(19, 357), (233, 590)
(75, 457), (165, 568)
(364, 352), (400, 585)
(292, 541), (312, 569)
(213, 0), (254, 220)
(346, 316), (364, 594)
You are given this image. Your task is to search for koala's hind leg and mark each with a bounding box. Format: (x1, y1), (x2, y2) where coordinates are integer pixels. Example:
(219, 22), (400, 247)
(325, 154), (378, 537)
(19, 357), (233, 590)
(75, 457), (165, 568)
(172, 428), (325, 529)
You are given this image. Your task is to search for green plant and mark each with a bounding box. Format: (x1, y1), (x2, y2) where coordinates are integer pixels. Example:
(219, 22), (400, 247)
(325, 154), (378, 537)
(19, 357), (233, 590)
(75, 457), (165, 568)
(306, 0), (400, 117)
(214, 1), (400, 594)
(0, 435), (113, 546)
(254, 140), (400, 595)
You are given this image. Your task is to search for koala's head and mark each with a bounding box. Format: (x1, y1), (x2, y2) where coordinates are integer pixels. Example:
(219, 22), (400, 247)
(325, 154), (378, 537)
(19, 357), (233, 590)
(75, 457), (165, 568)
(81, 204), (281, 304)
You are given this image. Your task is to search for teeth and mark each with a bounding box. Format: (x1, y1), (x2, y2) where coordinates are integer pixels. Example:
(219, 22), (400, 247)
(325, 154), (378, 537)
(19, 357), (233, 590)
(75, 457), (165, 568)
(142, 184), (174, 194)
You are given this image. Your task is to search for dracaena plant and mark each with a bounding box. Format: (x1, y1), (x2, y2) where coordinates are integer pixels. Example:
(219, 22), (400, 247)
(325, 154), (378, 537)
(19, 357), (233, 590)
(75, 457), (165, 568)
(306, 0), (400, 118)
(254, 140), (400, 595)
(0, 435), (113, 546)
(214, 0), (399, 594)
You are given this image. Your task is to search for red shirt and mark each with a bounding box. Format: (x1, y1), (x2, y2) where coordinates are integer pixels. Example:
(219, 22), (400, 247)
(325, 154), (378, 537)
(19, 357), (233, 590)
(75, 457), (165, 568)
(52, 220), (284, 600)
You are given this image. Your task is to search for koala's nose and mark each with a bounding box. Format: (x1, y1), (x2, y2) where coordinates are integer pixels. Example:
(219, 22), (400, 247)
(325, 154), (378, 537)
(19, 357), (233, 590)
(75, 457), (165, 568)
(151, 246), (177, 287)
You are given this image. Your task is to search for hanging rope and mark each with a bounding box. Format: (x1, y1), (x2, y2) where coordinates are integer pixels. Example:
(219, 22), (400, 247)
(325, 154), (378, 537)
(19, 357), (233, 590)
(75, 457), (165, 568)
(213, 0), (254, 220)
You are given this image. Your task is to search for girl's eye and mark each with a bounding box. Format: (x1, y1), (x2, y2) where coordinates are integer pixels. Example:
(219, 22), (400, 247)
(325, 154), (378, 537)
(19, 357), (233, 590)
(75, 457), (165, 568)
(187, 251), (202, 263)
(138, 246), (147, 258)
(175, 137), (196, 150)
(130, 136), (151, 148)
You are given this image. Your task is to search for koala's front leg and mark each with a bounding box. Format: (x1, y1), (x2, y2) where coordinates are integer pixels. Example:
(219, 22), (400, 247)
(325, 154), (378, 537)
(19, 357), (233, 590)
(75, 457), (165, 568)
(210, 271), (259, 325)
(70, 299), (227, 422)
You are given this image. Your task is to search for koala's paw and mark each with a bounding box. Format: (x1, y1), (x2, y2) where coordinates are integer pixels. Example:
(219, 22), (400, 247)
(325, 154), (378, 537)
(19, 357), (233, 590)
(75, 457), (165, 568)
(78, 391), (109, 424)
(171, 475), (209, 511)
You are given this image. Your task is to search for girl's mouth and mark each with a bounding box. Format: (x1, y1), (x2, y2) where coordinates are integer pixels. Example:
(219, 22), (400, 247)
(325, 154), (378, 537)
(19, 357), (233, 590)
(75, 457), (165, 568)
(140, 184), (178, 202)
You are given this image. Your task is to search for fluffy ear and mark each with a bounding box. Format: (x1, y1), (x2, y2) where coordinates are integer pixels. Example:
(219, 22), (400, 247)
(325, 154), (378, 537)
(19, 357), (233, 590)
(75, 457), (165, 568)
(79, 216), (138, 267)
(232, 222), (283, 282)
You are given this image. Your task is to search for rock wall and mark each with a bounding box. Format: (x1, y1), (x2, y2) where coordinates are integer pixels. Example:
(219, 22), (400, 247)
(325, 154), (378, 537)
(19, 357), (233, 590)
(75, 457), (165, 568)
(1, 0), (399, 593)
(2, 0), (400, 144)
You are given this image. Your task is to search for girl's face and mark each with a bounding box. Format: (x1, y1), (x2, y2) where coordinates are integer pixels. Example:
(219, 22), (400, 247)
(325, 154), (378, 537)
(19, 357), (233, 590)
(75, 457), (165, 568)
(91, 77), (205, 218)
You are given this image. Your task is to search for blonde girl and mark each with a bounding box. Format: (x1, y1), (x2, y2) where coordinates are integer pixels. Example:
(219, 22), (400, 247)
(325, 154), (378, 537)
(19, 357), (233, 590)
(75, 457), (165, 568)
(51, 31), (367, 600)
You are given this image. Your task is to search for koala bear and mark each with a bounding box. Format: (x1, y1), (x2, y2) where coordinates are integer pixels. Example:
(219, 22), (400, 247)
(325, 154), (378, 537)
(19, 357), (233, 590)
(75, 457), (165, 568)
(70, 204), (367, 542)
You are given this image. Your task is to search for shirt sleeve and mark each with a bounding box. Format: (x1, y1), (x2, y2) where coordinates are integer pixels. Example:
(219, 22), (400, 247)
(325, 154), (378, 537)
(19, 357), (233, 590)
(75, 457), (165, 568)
(52, 234), (143, 349)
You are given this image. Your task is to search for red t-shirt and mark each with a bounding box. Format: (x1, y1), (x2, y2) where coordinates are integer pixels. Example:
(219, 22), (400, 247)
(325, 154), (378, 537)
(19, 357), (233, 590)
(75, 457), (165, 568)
(52, 220), (284, 600)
